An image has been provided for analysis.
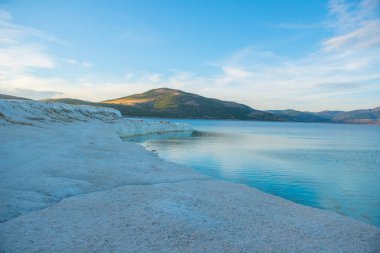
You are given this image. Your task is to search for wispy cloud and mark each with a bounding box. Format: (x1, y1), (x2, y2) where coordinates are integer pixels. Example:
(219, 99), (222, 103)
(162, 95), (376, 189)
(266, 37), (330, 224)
(1, 1), (379, 110)
(0, 10), (56, 71)
(0, 9), (91, 99)
(62, 58), (93, 68)
(323, 0), (380, 51)
(0, 9), (65, 46)
(0, 9), (62, 98)
(193, 0), (380, 111)
(117, 0), (378, 111)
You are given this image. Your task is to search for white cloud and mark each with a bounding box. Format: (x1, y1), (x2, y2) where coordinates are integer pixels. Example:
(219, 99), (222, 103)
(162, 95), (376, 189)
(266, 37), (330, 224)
(62, 58), (93, 68)
(0, 9), (63, 99)
(0, 87), (63, 99)
(323, 0), (380, 52)
(0, 45), (55, 70)
(0, 9), (91, 99)
(1, 1), (379, 110)
(82, 62), (93, 68)
(193, 0), (380, 111)
(62, 58), (79, 65)
(0, 11), (56, 71)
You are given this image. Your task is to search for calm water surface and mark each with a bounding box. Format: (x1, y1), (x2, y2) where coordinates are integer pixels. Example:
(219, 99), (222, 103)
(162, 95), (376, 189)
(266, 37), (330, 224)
(126, 119), (380, 227)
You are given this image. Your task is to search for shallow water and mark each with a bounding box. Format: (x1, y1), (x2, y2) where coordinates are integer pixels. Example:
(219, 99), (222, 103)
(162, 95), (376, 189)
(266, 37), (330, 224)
(126, 119), (380, 227)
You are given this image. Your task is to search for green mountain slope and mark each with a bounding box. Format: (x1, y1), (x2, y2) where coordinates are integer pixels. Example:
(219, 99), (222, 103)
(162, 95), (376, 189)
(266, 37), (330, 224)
(28, 88), (379, 124)
(103, 88), (282, 121)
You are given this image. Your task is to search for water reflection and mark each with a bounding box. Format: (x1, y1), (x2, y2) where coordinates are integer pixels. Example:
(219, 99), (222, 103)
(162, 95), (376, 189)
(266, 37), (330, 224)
(124, 120), (380, 227)
(122, 130), (195, 142)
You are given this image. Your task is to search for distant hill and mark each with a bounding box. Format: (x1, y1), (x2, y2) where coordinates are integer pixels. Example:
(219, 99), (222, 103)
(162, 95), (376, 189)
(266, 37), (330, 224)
(268, 109), (329, 123)
(42, 98), (96, 106)
(269, 108), (380, 124)
(103, 88), (282, 121)
(43, 98), (149, 117)
(7, 88), (376, 124)
(331, 107), (380, 124)
(314, 110), (344, 121)
(0, 94), (30, 100)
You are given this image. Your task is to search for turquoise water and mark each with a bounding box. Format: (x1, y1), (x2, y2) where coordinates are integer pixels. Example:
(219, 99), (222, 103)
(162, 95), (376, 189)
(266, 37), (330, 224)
(126, 119), (380, 227)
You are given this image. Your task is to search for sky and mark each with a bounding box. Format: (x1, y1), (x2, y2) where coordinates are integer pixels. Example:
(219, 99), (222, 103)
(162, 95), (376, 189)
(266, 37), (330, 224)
(0, 0), (379, 111)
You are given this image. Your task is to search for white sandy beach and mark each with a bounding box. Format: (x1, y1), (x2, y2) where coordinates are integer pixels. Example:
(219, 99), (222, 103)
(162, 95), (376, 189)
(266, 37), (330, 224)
(0, 100), (379, 252)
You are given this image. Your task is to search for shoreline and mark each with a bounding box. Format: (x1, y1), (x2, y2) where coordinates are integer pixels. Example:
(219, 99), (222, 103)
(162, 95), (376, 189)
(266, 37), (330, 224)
(1, 100), (379, 252)
(126, 115), (380, 126)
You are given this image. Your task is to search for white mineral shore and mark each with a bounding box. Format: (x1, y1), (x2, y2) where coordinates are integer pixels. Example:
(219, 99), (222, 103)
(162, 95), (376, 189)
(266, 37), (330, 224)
(0, 100), (379, 252)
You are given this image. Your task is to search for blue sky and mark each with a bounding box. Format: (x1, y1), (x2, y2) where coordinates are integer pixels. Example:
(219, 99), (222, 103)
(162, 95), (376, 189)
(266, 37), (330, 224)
(0, 0), (379, 111)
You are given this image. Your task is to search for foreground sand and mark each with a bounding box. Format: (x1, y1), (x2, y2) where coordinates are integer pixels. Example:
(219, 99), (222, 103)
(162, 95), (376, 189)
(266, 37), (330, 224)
(1, 100), (379, 252)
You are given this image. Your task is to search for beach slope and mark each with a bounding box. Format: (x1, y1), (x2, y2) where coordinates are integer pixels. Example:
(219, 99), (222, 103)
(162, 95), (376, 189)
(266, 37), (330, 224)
(0, 100), (379, 252)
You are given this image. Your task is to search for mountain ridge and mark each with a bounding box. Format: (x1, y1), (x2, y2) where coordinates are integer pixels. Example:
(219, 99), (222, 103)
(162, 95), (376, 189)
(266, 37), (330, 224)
(0, 94), (31, 100)
(1, 89), (379, 124)
(103, 88), (283, 121)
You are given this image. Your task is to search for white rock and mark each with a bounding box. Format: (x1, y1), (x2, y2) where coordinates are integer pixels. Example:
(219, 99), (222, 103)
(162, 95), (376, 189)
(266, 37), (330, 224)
(0, 99), (379, 252)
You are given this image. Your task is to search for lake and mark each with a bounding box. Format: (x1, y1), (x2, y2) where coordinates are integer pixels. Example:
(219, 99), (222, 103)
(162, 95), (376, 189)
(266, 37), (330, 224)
(125, 119), (380, 227)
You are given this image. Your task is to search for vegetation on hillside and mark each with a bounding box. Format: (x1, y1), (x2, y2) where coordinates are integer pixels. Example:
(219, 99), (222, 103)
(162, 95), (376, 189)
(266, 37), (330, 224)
(103, 88), (283, 121)
(3, 89), (379, 124)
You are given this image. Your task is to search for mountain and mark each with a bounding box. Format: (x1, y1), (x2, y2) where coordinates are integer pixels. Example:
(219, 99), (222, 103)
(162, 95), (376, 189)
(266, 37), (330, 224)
(268, 109), (329, 123)
(315, 110), (344, 121)
(43, 98), (150, 117)
(269, 108), (380, 124)
(6, 88), (377, 124)
(103, 88), (282, 121)
(0, 94), (30, 100)
(331, 107), (380, 124)
(42, 98), (96, 105)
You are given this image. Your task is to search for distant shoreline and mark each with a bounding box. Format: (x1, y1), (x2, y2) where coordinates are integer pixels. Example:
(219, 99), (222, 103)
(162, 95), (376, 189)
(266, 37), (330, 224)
(3, 88), (380, 125)
(126, 115), (380, 126)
